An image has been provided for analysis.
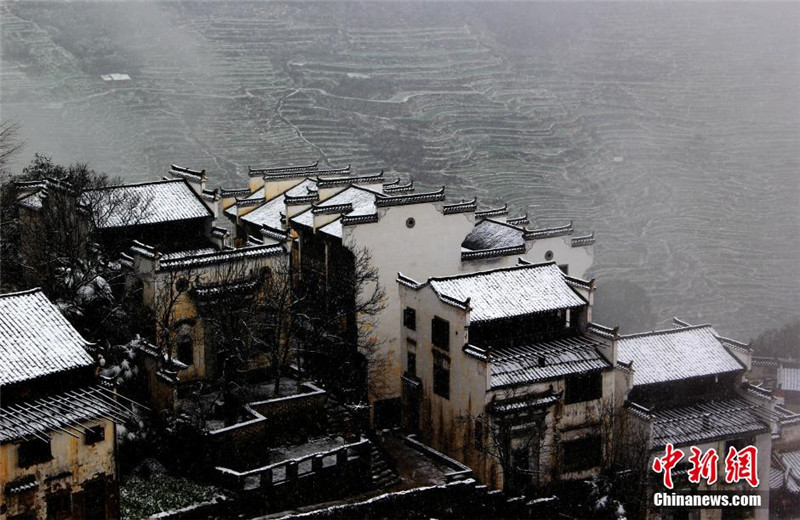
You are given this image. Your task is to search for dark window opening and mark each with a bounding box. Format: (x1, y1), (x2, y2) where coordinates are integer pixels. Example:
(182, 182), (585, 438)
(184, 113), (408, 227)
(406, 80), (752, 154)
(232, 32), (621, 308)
(407, 351), (416, 377)
(475, 419), (484, 450)
(513, 445), (530, 471)
(432, 316), (450, 351)
(561, 436), (602, 473)
(404, 307), (416, 330)
(46, 491), (71, 520)
(433, 351), (450, 399)
(177, 334), (193, 366)
(84, 477), (107, 520)
(564, 372), (603, 404)
(84, 425), (105, 445)
(558, 264), (569, 275)
(18, 439), (52, 468)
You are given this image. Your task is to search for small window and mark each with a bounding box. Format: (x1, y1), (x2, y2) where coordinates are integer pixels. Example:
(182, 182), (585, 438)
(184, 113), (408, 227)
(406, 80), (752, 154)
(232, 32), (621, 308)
(407, 339), (417, 378)
(46, 490), (72, 520)
(406, 217), (416, 228)
(85, 425), (105, 445)
(545, 250), (554, 261)
(432, 316), (450, 351)
(176, 323), (194, 366)
(404, 307), (416, 330)
(561, 436), (602, 473)
(18, 439), (52, 468)
(564, 372), (603, 404)
(475, 418), (484, 450)
(433, 351), (450, 399)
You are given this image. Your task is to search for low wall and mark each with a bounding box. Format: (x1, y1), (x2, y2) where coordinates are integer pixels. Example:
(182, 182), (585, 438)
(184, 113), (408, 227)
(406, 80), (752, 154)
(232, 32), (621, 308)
(215, 438), (372, 515)
(277, 478), (560, 519)
(405, 434), (473, 482)
(205, 383), (327, 469)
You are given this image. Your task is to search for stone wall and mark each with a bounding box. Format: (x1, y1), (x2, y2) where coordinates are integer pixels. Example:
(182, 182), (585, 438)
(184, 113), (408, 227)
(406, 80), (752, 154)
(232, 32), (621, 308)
(205, 383), (327, 470)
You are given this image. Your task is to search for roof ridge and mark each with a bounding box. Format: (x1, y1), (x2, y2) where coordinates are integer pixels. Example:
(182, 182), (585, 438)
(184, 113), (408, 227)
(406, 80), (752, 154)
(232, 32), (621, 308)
(86, 178), (186, 191)
(427, 260), (559, 284)
(618, 323), (715, 340)
(479, 217), (526, 232)
(0, 287), (44, 299)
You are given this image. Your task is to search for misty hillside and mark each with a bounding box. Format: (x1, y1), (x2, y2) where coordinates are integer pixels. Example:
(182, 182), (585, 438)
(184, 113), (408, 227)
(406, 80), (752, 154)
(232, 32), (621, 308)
(1, 1), (798, 341)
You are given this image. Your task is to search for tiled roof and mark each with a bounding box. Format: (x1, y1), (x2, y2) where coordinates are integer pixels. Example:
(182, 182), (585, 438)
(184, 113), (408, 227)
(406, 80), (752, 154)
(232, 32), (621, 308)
(650, 397), (770, 449)
(17, 190), (44, 210)
(158, 243), (286, 271)
(240, 195), (284, 230)
(0, 289), (94, 386)
(0, 385), (143, 442)
(490, 335), (610, 388)
(462, 219), (525, 251)
(779, 450), (800, 494)
(428, 263), (585, 323)
(292, 186), (377, 229)
(85, 179), (212, 228)
(617, 325), (745, 387)
(779, 366), (800, 392)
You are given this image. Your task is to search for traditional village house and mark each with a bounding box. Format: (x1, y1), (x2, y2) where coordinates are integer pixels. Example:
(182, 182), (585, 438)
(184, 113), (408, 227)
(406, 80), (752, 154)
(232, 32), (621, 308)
(0, 289), (142, 520)
(16, 165), (220, 260)
(613, 319), (774, 520)
(222, 162), (595, 425)
(119, 238), (289, 389)
(395, 260), (620, 492)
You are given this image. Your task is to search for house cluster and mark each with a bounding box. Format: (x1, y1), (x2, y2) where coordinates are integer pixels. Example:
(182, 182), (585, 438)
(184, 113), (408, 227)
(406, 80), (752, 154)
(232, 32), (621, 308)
(3, 159), (797, 519)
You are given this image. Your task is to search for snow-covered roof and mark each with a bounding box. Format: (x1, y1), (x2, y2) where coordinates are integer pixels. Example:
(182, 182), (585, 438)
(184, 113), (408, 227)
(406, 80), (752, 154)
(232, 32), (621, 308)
(0, 385), (141, 442)
(84, 179), (212, 229)
(158, 243), (286, 271)
(17, 190), (44, 211)
(292, 186), (378, 229)
(650, 398), (769, 449)
(0, 289), (94, 386)
(236, 179), (319, 231)
(462, 219), (525, 251)
(426, 263), (585, 322)
(779, 365), (800, 393)
(490, 335), (611, 388)
(617, 325), (745, 387)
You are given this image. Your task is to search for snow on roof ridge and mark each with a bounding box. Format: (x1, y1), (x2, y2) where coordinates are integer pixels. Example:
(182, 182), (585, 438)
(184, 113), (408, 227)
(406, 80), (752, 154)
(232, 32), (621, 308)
(0, 287), (46, 299)
(85, 178), (186, 191)
(426, 260), (559, 284)
(617, 323), (714, 339)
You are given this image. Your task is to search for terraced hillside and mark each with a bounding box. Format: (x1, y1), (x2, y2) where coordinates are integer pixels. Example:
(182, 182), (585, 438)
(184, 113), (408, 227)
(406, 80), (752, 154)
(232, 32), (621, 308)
(2, 1), (798, 339)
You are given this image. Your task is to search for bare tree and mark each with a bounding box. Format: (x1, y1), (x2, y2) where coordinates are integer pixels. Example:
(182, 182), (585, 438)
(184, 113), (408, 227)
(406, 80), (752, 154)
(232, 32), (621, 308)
(193, 256), (299, 396)
(2, 155), (151, 342)
(458, 389), (552, 494)
(294, 245), (386, 400)
(0, 120), (23, 177)
(149, 267), (201, 365)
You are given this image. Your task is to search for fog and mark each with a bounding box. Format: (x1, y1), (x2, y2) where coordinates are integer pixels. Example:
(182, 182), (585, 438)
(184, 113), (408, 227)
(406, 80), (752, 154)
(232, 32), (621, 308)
(2, 1), (798, 340)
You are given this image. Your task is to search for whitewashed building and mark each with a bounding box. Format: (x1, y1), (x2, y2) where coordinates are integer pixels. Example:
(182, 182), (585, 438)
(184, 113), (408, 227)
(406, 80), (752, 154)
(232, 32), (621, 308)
(395, 261), (620, 491)
(614, 320), (773, 520)
(222, 162), (595, 423)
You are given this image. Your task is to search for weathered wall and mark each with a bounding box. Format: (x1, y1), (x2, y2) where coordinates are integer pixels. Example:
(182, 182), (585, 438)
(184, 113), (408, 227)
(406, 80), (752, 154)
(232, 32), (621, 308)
(345, 202), (593, 405)
(0, 420), (118, 520)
